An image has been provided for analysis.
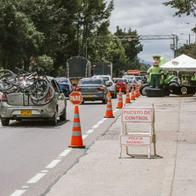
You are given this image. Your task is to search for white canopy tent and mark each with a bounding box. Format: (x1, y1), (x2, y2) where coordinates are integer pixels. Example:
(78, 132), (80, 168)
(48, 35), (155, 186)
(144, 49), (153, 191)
(161, 54), (196, 72)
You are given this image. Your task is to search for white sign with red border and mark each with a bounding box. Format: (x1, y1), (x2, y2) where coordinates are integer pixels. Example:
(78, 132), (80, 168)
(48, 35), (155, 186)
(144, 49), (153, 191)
(120, 107), (154, 159)
(120, 133), (151, 146)
(69, 91), (83, 105)
(122, 108), (153, 123)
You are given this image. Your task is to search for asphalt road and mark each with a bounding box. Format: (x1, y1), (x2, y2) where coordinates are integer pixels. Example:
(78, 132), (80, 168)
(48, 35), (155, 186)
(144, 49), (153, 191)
(0, 98), (120, 196)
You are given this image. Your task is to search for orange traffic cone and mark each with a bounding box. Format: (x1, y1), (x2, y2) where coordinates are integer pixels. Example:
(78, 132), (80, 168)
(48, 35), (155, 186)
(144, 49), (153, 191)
(104, 92), (114, 118)
(69, 105), (85, 148)
(130, 86), (136, 101)
(138, 85), (141, 97)
(135, 85), (138, 99)
(125, 86), (130, 104)
(116, 88), (123, 109)
(136, 85), (140, 98)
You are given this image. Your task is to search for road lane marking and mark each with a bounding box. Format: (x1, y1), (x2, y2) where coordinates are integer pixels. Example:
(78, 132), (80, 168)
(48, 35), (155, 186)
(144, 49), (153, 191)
(114, 109), (119, 113)
(9, 110), (119, 195)
(92, 124), (99, 129)
(21, 186), (29, 189)
(82, 134), (88, 139)
(27, 173), (46, 184)
(10, 189), (26, 196)
(46, 159), (61, 169)
(87, 129), (94, 134)
(59, 148), (72, 157)
(41, 170), (48, 173)
(97, 120), (104, 125)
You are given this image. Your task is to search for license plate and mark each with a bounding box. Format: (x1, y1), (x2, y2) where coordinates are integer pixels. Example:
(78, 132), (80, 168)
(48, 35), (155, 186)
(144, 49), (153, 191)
(20, 110), (32, 117)
(85, 95), (93, 98)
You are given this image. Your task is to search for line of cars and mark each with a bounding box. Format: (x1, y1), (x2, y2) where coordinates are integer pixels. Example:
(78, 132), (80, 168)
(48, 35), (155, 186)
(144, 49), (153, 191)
(55, 74), (145, 104)
(0, 73), (144, 126)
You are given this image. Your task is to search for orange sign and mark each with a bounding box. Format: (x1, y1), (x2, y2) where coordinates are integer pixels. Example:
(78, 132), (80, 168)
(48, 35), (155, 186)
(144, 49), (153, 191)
(69, 91), (83, 105)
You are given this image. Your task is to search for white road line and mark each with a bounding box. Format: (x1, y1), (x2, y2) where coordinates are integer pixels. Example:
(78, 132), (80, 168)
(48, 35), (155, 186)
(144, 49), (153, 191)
(46, 159), (61, 169)
(21, 186), (29, 189)
(87, 129), (94, 134)
(97, 120), (103, 125)
(41, 170), (48, 173)
(114, 109), (119, 113)
(59, 148), (72, 157)
(82, 134), (88, 139)
(27, 173), (46, 184)
(92, 124), (99, 129)
(10, 189), (26, 196)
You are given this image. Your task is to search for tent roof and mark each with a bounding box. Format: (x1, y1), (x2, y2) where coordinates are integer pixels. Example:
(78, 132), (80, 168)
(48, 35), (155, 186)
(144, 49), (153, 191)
(161, 54), (196, 71)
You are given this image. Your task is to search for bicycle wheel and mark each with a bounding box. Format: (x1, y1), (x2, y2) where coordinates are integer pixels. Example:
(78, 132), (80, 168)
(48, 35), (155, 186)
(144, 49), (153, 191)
(30, 78), (51, 101)
(31, 86), (55, 106)
(0, 70), (16, 92)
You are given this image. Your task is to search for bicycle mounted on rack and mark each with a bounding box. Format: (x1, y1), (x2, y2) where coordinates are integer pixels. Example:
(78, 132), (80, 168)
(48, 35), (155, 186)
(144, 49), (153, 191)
(0, 69), (55, 105)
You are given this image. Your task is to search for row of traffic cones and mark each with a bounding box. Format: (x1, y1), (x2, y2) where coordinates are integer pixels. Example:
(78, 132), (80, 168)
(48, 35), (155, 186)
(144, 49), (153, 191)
(69, 85), (141, 148)
(116, 85), (141, 109)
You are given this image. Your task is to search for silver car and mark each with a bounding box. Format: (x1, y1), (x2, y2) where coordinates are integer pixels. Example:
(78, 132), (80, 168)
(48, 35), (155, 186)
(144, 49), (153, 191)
(0, 79), (67, 126)
(92, 75), (117, 98)
(77, 78), (108, 103)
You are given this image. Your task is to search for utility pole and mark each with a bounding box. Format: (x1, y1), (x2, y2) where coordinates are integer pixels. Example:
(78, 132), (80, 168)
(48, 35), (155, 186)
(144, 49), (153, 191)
(172, 34), (178, 58)
(188, 34), (191, 45)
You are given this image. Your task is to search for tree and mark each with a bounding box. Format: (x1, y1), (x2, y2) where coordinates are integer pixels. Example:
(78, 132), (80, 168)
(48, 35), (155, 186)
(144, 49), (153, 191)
(177, 43), (196, 58)
(19, 0), (81, 70)
(114, 26), (143, 70)
(163, 0), (196, 16)
(0, 0), (44, 69)
(105, 35), (127, 76)
(76, 0), (114, 58)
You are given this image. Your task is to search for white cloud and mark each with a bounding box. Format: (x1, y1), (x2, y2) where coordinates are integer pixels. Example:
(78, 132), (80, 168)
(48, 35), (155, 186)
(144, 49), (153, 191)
(109, 0), (196, 61)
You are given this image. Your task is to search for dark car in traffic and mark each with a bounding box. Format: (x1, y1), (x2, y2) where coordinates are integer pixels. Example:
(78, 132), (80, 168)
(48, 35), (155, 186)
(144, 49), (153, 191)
(76, 78), (108, 103)
(55, 77), (73, 98)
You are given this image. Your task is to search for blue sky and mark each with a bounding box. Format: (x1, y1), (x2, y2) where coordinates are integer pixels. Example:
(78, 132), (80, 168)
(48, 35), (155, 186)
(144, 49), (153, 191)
(109, 0), (196, 62)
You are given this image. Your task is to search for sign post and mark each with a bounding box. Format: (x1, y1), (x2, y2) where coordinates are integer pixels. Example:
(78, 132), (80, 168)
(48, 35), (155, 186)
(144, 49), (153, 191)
(69, 91), (85, 148)
(120, 106), (156, 159)
(69, 91), (83, 105)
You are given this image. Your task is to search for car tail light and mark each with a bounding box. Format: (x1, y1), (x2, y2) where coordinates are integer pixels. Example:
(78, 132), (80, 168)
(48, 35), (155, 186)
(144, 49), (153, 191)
(75, 86), (81, 91)
(0, 93), (7, 102)
(97, 86), (104, 91)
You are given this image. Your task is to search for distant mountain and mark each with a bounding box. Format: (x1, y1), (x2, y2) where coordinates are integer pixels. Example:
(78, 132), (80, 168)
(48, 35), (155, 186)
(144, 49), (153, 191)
(139, 59), (153, 68)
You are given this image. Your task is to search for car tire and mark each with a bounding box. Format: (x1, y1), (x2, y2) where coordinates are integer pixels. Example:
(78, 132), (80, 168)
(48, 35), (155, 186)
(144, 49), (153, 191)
(140, 84), (150, 96)
(1, 118), (10, 126)
(168, 81), (181, 95)
(181, 86), (188, 95)
(50, 112), (58, 126)
(60, 108), (66, 121)
(102, 96), (107, 104)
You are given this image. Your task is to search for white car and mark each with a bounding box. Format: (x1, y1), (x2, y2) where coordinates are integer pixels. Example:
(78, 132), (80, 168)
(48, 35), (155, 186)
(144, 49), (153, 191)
(122, 75), (140, 88)
(92, 75), (117, 98)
